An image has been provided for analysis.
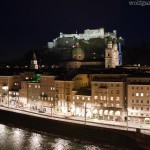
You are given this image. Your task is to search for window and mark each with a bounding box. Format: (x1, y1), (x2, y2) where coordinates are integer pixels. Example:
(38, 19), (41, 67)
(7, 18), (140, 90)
(116, 97), (120, 101)
(35, 85), (37, 88)
(94, 96), (98, 100)
(147, 108), (149, 111)
(77, 96), (79, 100)
(51, 97), (53, 101)
(116, 84), (119, 87)
(132, 93), (134, 96)
(88, 97), (90, 101)
(136, 93), (139, 96)
(132, 87), (134, 89)
(82, 97), (85, 100)
(110, 97), (113, 101)
(141, 107), (143, 110)
(141, 93), (144, 97)
(132, 100), (134, 103)
(116, 90), (119, 94)
(136, 100), (139, 103)
(132, 106), (134, 110)
(146, 93), (149, 97)
(116, 104), (120, 107)
(100, 96), (102, 100)
(73, 96), (75, 99)
(141, 100), (143, 103)
(103, 96), (106, 100)
(147, 100), (149, 104)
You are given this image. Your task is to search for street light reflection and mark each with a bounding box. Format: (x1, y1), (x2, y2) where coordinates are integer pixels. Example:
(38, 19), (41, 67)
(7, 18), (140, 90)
(52, 138), (71, 150)
(30, 133), (42, 149)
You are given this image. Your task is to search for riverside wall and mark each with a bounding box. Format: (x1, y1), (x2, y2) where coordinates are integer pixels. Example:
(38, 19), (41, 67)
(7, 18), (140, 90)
(0, 109), (149, 150)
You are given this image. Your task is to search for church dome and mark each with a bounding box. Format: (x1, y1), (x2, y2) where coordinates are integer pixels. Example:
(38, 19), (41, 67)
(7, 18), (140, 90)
(72, 42), (85, 60)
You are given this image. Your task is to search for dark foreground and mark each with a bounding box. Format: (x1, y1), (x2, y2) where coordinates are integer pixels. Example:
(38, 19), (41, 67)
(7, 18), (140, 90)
(0, 109), (149, 150)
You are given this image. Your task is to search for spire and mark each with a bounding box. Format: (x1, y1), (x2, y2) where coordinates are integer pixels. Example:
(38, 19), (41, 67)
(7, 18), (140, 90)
(33, 51), (37, 60)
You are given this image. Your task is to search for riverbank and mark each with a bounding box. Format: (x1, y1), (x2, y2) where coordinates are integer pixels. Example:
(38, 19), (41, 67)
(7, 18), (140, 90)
(0, 108), (149, 150)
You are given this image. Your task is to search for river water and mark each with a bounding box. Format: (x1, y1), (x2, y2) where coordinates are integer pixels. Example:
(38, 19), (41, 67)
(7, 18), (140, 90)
(0, 123), (131, 150)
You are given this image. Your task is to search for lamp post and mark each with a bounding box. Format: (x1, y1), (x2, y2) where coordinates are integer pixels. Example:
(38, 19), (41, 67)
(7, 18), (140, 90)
(126, 108), (128, 130)
(84, 102), (87, 124)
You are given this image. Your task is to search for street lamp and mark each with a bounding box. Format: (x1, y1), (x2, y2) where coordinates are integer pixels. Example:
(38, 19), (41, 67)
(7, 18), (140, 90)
(84, 102), (87, 124)
(126, 108), (128, 130)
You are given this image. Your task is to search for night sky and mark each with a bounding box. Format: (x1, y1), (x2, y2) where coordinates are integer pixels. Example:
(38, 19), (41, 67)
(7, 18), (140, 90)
(0, 0), (149, 61)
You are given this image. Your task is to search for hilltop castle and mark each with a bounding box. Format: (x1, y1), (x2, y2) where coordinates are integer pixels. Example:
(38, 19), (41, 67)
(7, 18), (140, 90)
(48, 28), (117, 48)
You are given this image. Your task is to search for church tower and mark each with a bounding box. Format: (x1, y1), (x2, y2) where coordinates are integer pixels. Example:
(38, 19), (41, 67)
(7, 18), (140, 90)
(105, 40), (119, 68)
(30, 51), (38, 70)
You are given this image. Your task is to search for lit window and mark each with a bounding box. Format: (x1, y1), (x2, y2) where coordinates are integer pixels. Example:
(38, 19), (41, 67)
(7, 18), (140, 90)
(103, 96), (106, 100)
(77, 96), (79, 100)
(82, 97), (85, 100)
(38, 85), (40, 88)
(141, 93), (144, 97)
(136, 93), (139, 96)
(116, 97), (120, 101)
(51, 97), (53, 101)
(88, 97), (90, 100)
(29, 85), (31, 88)
(110, 97), (113, 101)
(116, 104), (120, 107)
(73, 96), (75, 99)
(35, 85), (37, 88)
(94, 96), (98, 100)
(100, 96), (102, 100)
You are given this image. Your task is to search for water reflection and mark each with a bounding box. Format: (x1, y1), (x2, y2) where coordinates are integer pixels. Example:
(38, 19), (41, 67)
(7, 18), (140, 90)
(0, 123), (131, 150)
(52, 138), (71, 150)
(85, 145), (101, 150)
(12, 128), (24, 149)
(30, 133), (42, 150)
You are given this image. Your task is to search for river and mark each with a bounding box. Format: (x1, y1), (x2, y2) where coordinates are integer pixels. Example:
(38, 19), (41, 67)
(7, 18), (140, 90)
(0, 123), (132, 150)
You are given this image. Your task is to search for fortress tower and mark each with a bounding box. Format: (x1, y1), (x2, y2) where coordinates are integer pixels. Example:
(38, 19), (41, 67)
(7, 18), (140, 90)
(105, 40), (119, 68)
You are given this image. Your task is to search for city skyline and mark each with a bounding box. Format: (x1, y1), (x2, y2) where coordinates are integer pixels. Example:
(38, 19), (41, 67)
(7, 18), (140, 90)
(0, 0), (150, 61)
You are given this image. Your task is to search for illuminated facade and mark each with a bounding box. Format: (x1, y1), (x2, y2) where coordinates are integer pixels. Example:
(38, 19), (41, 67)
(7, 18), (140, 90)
(91, 76), (125, 121)
(105, 40), (119, 68)
(127, 77), (150, 123)
(0, 71), (150, 124)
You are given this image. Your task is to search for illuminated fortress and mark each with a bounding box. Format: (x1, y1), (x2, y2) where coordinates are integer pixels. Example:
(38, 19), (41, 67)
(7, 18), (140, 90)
(48, 28), (117, 48)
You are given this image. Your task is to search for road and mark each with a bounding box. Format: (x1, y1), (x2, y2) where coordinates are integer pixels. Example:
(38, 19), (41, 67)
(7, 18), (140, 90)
(0, 105), (149, 135)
